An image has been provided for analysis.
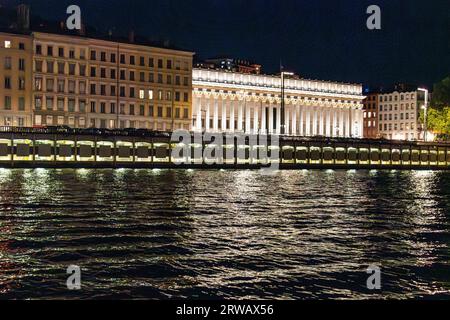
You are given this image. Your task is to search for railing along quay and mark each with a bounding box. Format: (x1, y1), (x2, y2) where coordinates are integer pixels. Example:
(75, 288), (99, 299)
(0, 127), (449, 170)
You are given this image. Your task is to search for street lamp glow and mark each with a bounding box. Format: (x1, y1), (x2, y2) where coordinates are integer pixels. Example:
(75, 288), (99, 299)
(417, 88), (429, 142)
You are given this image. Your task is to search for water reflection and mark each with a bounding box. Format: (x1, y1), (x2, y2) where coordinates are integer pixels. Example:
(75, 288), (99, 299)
(0, 169), (449, 299)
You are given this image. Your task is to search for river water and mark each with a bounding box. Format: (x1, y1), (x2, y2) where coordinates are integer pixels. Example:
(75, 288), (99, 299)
(0, 168), (449, 299)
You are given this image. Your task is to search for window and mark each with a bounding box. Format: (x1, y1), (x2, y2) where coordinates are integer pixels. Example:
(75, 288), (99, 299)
(90, 83), (96, 95)
(183, 92), (189, 102)
(4, 96), (11, 110)
(4, 77), (11, 89)
(101, 85), (106, 96)
(166, 91), (172, 101)
(111, 69), (116, 79)
(36, 44), (42, 55)
(80, 65), (86, 76)
(69, 49), (75, 59)
(140, 57), (145, 66)
(100, 102), (106, 113)
(110, 85), (116, 96)
(139, 89), (145, 99)
(110, 103), (116, 114)
(18, 97), (25, 111)
(140, 72), (145, 82)
(120, 86), (125, 97)
(69, 80), (76, 93)
(69, 63), (76, 75)
(120, 54), (126, 64)
(46, 78), (54, 92)
(101, 52), (106, 62)
(130, 104), (135, 115)
(47, 61), (54, 73)
(35, 96), (42, 110)
(80, 49), (86, 59)
(58, 79), (65, 93)
(35, 60), (43, 72)
(90, 66), (96, 77)
(79, 100), (86, 112)
(157, 106), (163, 117)
(4, 40), (11, 49)
(158, 59), (163, 68)
(158, 74), (163, 83)
(167, 75), (172, 85)
(19, 42), (25, 50)
(166, 107), (172, 118)
(47, 46), (53, 56)
(19, 59), (25, 71)
(79, 81), (86, 94)
(158, 90), (163, 100)
(120, 104), (125, 115)
(175, 108), (180, 119)
(167, 60), (172, 69)
(90, 101), (96, 113)
(129, 71), (135, 81)
(130, 55), (135, 65)
(148, 90), (154, 100)
(139, 105), (145, 116)
(57, 98), (65, 111)
(129, 87), (135, 98)
(35, 77), (43, 91)
(58, 47), (64, 57)
(175, 91), (180, 102)
(58, 62), (65, 74)
(183, 108), (189, 119)
(101, 68), (106, 78)
(120, 70), (126, 80)
(111, 53), (116, 63)
(4, 57), (12, 69)
(149, 73), (154, 83)
(149, 58), (154, 68)
(46, 96), (54, 110)
(90, 50), (96, 60)
(148, 105), (154, 117)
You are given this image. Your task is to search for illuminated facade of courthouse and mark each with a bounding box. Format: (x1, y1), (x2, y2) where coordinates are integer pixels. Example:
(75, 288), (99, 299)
(192, 68), (365, 138)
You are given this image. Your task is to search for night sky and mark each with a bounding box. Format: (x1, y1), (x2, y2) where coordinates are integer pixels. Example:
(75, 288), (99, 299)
(3, 0), (450, 88)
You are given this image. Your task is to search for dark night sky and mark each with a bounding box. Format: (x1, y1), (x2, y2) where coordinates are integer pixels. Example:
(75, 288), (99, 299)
(2, 0), (450, 88)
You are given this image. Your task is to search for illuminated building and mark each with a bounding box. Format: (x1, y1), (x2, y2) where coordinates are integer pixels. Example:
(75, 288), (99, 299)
(192, 68), (365, 137)
(0, 30), (194, 130)
(378, 86), (426, 141)
(363, 92), (379, 139)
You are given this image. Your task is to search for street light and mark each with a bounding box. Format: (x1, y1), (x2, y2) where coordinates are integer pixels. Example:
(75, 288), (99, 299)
(418, 88), (429, 142)
(281, 71), (294, 135)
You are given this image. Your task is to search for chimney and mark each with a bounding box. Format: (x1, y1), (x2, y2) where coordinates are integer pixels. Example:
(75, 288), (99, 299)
(16, 4), (30, 31)
(128, 30), (135, 43)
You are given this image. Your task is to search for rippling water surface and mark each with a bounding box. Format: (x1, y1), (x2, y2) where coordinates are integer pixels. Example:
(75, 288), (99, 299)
(0, 168), (449, 299)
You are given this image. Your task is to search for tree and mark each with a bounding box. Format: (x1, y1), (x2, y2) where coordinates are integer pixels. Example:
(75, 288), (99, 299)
(431, 77), (450, 110)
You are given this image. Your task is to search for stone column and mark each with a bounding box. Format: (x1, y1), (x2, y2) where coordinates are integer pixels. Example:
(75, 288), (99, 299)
(268, 104), (274, 134)
(276, 105), (281, 134)
(213, 97), (219, 132)
(339, 109), (345, 137)
(230, 99), (235, 132)
(285, 106), (290, 135)
(222, 97), (227, 132)
(299, 106), (304, 136)
(333, 109), (338, 137)
(238, 100), (243, 131)
(205, 96), (211, 131)
(261, 102), (266, 134)
(254, 101), (259, 134)
(245, 100), (251, 133)
(292, 105), (297, 136)
(325, 108), (331, 137)
(305, 108), (311, 136)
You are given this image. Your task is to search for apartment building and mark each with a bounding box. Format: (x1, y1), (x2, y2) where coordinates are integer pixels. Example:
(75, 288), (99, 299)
(0, 32), (33, 127)
(0, 30), (194, 130)
(378, 89), (425, 141)
(362, 92), (379, 139)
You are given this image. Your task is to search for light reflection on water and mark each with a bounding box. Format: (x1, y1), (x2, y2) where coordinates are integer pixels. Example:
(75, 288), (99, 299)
(0, 169), (449, 299)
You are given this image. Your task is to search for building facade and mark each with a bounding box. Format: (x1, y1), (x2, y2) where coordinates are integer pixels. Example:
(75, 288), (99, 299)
(0, 32), (33, 127)
(378, 89), (425, 141)
(192, 68), (365, 137)
(363, 92), (379, 139)
(1, 31), (194, 130)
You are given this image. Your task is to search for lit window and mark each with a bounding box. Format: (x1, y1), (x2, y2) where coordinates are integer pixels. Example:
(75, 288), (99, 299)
(148, 90), (154, 100)
(139, 89), (145, 99)
(4, 41), (11, 48)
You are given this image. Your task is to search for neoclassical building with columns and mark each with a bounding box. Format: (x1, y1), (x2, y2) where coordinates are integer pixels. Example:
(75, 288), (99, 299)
(192, 68), (365, 138)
